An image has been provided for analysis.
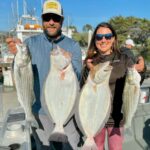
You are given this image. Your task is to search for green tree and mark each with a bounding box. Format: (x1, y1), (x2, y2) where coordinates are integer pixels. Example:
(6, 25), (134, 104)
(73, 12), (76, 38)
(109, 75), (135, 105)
(109, 16), (150, 46)
(109, 16), (150, 62)
(68, 25), (78, 33)
(72, 32), (88, 47)
(82, 24), (93, 32)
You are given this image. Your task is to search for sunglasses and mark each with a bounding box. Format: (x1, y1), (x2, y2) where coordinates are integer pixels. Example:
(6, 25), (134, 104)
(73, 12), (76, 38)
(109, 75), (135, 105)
(42, 14), (62, 22)
(95, 33), (113, 41)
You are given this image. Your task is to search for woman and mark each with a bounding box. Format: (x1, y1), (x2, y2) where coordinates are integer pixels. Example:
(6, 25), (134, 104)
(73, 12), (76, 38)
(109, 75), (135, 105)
(80, 22), (134, 150)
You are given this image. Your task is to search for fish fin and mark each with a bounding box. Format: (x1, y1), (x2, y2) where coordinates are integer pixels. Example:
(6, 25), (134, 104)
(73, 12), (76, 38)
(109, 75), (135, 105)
(26, 115), (39, 128)
(82, 137), (97, 150)
(124, 118), (132, 130)
(31, 119), (39, 129)
(49, 132), (68, 143)
(49, 125), (68, 143)
(123, 127), (133, 138)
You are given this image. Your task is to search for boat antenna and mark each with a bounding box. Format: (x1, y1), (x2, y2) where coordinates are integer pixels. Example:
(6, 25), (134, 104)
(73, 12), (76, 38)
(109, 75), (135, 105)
(41, 0), (43, 10)
(23, 0), (27, 15)
(16, 0), (19, 23)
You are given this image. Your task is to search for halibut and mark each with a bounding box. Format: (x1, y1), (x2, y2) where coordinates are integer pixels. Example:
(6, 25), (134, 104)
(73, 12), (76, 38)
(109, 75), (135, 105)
(44, 46), (79, 142)
(78, 61), (112, 150)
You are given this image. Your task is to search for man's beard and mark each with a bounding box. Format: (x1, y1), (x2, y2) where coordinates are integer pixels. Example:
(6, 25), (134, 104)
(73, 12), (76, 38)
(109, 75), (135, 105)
(44, 26), (62, 39)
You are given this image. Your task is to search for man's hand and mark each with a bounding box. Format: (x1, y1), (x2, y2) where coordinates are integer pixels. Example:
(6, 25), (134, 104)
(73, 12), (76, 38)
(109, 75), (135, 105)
(5, 37), (22, 54)
(134, 56), (145, 72)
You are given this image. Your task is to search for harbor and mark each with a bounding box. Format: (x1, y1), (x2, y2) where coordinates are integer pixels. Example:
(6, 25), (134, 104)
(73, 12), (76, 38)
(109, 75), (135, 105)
(0, 0), (150, 149)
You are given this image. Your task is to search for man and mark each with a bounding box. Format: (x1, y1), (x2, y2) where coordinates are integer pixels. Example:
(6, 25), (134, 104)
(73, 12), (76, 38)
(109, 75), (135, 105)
(120, 39), (146, 84)
(6, 0), (82, 149)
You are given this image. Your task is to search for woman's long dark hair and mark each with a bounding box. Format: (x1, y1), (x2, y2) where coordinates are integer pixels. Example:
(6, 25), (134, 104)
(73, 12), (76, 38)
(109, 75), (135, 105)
(86, 22), (119, 61)
(80, 22), (119, 88)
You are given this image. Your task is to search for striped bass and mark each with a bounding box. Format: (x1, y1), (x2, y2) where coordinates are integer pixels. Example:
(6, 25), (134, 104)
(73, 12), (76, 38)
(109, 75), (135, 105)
(122, 67), (141, 129)
(44, 46), (79, 142)
(14, 43), (38, 128)
(78, 61), (112, 150)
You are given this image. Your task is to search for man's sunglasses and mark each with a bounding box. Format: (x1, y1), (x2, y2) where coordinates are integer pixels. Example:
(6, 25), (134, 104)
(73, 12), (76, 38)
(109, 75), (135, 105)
(95, 33), (113, 41)
(42, 14), (62, 22)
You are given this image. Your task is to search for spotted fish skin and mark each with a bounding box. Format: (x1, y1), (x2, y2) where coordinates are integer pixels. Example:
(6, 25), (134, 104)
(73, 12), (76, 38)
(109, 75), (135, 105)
(14, 43), (38, 128)
(44, 46), (79, 142)
(122, 67), (141, 129)
(78, 61), (112, 150)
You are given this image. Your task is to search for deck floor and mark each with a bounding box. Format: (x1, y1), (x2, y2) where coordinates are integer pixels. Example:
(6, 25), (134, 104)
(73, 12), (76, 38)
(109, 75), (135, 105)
(0, 85), (19, 122)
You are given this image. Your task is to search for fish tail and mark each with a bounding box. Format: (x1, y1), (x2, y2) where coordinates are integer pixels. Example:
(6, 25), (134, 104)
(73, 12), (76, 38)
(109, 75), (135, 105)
(49, 125), (68, 143)
(123, 127), (133, 137)
(82, 137), (98, 150)
(31, 118), (39, 129)
(124, 119), (132, 130)
(26, 114), (39, 128)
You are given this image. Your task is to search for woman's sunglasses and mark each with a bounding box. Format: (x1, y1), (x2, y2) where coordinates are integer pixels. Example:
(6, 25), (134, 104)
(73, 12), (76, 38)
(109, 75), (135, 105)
(42, 14), (62, 22)
(95, 33), (113, 41)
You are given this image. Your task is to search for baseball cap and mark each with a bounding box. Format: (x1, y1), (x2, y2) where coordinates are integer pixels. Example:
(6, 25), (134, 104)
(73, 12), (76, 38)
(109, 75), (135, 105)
(42, 0), (63, 17)
(125, 39), (135, 47)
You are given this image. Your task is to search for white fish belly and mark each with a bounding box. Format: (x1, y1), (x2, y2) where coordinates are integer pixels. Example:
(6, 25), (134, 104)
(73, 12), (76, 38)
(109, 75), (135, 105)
(14, 62), (34, 121)
(13, 44), (38, 128)
(79, 76), (111, 137)
(44, 64), (78, 125)
(122, 68), (141, 128)
(123, 82), (140, 128)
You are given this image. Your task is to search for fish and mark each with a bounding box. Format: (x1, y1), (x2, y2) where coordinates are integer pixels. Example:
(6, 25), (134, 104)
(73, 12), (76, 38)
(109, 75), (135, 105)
(78, 61), (112, 150)
(122, 67), (141, 129)
(13, 43), (38, 128)
(44, 46), (79, 142)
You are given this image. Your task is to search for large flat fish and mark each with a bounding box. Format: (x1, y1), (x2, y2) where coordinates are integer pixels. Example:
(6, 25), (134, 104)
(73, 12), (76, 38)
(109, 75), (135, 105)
(44, 46), (79, 142)
(78, 61), (112, 150)
(14, 43), (38, 128)
(122, 67), (141, 129)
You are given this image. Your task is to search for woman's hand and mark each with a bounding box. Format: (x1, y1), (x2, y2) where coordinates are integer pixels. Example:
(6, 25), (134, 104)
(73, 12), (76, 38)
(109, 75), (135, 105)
(86, 59), (94, 71)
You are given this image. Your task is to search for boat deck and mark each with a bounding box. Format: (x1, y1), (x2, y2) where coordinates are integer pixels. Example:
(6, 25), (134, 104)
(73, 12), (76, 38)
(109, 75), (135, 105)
(0, 78), (150, 149)
(0, 86), (19, 123)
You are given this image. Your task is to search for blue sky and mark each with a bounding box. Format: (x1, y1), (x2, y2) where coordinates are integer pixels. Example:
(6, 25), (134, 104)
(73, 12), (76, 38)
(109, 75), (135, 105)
(0, 0), (150, 32)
